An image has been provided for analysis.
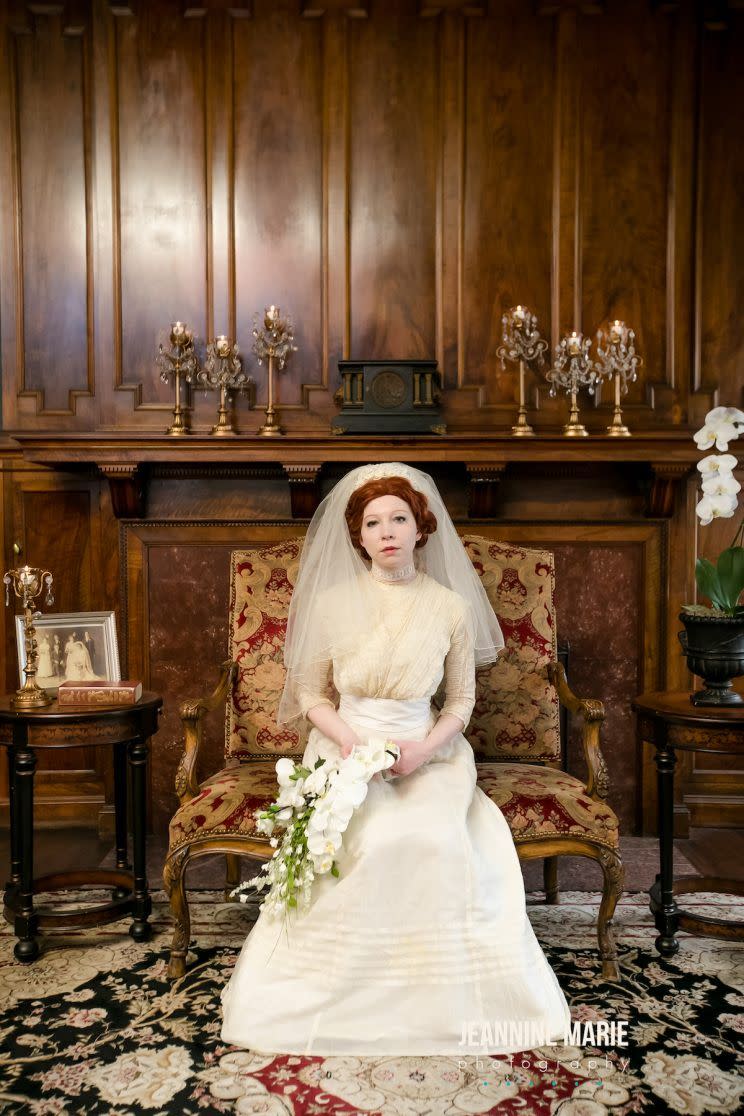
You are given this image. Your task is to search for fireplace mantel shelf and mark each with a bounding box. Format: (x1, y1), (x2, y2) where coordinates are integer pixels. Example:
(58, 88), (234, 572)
(3, 429), (702, 468)
(1, 430), (697, 520)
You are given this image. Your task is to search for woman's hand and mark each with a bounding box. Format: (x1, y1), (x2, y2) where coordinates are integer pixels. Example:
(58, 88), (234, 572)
(389, 738), (435, 777)
(339, 730), (364, 759)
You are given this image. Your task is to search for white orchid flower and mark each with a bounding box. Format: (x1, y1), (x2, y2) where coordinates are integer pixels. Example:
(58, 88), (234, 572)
(697, 453), (738, 477)
(695, 492), (738, 526)
(701, 472), (741, 497)
(275, 785), (305, 812)
(694, 407), (744, 452)
(275, 757), (296, 787)
(307, 829), (342, 856)
(302, 766), (329, 796)
(274, 806), (293, 823)
(313, 855), (334, 874)
(255, 814), (275, 836)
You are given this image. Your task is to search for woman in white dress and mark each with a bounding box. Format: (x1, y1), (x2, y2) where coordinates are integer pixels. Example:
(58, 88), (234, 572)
(64, 634), (97, 680)
(221, 462), (572, 1056)
(37, 634), (54, 681)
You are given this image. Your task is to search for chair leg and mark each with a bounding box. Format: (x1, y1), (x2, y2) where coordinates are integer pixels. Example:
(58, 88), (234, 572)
(543, 856), (559, 904)
(225, 853), (241, 902)
(597, 845), (625, 981)
(163, 847), (191, 980)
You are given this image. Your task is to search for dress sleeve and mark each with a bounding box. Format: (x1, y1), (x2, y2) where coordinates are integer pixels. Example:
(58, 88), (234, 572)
(439, 602), (476, 731)
(295, 655), (336, 720)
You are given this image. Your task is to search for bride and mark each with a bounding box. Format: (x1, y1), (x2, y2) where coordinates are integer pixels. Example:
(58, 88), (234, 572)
(221, 462), (572, 1056)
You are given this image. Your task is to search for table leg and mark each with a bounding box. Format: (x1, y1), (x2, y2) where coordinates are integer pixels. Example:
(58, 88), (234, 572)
(128, 736), (152, 942)
(6, 746), (20, 887)
(652, 726), (679, 957)
(112, 740), (131, 900)
(13, 737), (39, 962)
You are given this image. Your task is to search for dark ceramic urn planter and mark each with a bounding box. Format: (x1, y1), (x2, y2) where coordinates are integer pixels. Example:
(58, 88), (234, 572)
(678, 611), (744, 706)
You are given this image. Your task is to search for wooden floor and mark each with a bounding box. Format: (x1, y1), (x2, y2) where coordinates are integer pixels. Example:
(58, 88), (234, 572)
(1, 825), (743, 895)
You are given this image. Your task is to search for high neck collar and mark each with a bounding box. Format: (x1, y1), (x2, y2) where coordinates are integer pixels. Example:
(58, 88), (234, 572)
(369, 560), (418, 584)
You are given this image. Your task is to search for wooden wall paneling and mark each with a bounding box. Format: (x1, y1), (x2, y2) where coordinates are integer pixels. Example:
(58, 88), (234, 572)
(694, 14), (744, 419)
(106, 0), (209, 425)
(0, 468), (114, 829)
(0, 4), (96, 427)
(662, 1), (697, 424)
(579, 0), (672, 430)
(315, 8), (352, 410)
(348, 0), (438, 362)
(456, 0), (554, 423)
(233, 1), (324, 429)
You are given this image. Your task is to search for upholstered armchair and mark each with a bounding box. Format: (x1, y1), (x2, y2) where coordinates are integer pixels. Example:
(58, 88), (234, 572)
(164, 535), (624, 980)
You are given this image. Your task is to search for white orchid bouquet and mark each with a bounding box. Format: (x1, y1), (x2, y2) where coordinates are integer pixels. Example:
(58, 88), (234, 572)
(687, 406), (744, 616)
(230, 738), (399, 920)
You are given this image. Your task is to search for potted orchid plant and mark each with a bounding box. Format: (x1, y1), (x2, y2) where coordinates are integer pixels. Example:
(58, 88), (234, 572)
(679, 406), (744, 706)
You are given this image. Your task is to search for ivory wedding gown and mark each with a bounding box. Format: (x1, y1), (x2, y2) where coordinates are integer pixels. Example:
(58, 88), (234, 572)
(221, 570), (572, 1055)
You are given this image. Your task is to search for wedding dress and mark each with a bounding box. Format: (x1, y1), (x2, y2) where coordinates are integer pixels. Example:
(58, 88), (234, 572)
(221, 570), (572, 1056)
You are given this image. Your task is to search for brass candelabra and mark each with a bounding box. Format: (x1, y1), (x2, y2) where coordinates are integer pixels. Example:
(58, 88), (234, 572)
(547, 331), (597, 437)
(595, 319), (642, 437)
(156, 321), (199, 436)
(252, 305), (298, 437)
(496, 305), (548, 437)
(197, 335), (251, 436)
(3, 565), (55, 708)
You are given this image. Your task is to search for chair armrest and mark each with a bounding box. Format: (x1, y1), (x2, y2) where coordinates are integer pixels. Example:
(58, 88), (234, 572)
(174, 660), (239, 806)
(547, 660), (608, 800)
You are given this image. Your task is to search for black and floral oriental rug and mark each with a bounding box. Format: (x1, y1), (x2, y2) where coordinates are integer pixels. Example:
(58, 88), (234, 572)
(1, 890), (743, 1115)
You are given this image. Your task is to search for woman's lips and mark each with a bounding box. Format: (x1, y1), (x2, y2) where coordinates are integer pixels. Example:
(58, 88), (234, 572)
(381, 547), (398, 553)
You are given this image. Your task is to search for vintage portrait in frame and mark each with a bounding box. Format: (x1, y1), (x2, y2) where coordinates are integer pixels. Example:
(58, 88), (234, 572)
(15, 611), (121, 693)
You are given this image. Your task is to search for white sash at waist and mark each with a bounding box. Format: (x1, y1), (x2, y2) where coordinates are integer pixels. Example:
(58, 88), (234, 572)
(338, 694), (432, 739)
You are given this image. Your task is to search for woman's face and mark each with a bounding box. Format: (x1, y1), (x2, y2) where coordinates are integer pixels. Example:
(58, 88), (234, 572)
(360, 494), (421, 570)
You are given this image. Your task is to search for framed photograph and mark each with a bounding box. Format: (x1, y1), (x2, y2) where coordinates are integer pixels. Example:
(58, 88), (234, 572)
(15, 611), (121, 693)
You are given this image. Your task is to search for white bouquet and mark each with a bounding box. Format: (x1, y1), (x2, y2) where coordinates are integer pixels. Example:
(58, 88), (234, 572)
(230, 737), (399, 920)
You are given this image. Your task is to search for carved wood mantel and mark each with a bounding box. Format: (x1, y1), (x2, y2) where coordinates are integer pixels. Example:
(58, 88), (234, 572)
(8, 430), (697, 519)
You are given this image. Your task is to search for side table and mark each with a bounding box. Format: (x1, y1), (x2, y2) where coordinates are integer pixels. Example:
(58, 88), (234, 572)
(632, 691), (744, 958)
(0, 693), (163, 962)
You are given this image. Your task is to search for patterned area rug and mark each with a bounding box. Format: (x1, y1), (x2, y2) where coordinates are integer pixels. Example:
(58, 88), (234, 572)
(1, 889), (743, 1115)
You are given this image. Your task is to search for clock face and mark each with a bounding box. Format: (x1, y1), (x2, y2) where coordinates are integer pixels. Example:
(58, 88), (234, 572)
(369, 370), (406, 408)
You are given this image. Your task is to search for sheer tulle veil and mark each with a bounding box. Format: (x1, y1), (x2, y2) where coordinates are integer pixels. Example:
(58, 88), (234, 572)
(276, 462), (505, 724)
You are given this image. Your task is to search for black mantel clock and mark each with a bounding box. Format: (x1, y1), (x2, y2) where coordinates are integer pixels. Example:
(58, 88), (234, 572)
(331, 360), (446, 435)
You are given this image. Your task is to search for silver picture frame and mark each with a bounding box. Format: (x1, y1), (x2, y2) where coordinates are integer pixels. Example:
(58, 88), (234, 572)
(15, 610), (121, 693)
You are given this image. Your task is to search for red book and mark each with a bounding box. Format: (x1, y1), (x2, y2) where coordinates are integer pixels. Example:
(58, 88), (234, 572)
(57, 680), (143, 707)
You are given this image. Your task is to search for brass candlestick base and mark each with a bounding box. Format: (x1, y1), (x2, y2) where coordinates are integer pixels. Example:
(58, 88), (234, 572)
(511, 410), (535, 437)
(607, 412), (631, 437)
(563, 392), (589, 437)
(4, 565), (55, 708)
(210, 384), (238, 436)
(256, 403), (285, 437)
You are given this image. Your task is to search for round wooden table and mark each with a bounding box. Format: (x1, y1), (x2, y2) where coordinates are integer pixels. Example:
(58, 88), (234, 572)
(632, 691), (744, 958)
(0, 693), (162, 962)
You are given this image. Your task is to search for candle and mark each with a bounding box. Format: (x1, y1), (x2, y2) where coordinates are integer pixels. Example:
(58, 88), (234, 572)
(568, 331), (582, 356)
(216, 335), (230, 357)
(513, 305), (526, 326)
(609, 320), (625, 345)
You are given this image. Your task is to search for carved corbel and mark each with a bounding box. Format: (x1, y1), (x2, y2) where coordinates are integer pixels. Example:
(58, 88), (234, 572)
(644, 463), (692, 519)
(466, 464), (506, 519)
(99, 464), (146, 519)
(283, 464), (323, 519)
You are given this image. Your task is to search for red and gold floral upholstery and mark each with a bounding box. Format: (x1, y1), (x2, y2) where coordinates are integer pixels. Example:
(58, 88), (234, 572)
(168, 761), (278, 858)
(463, 536), (561, 763)
(475, 764), (619, 851)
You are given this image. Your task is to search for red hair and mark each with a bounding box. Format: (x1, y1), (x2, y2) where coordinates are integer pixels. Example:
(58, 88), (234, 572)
(345, 477), (437, 558)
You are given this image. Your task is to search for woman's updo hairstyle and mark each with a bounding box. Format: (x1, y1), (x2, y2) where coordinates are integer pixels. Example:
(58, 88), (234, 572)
(345, 477), (438, 559)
